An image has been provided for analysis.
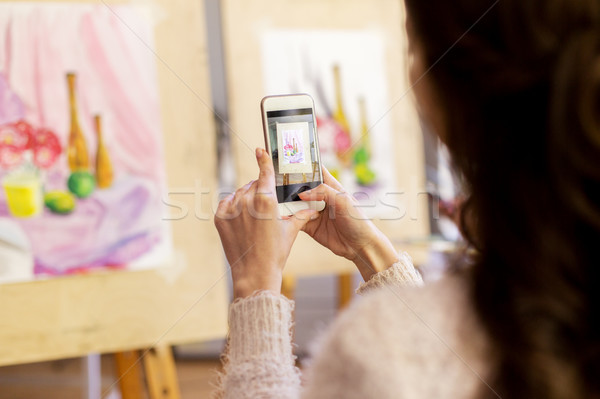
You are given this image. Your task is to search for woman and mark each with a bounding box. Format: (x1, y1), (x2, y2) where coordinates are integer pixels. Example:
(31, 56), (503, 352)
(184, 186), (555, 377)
(214, 0), (600, 397)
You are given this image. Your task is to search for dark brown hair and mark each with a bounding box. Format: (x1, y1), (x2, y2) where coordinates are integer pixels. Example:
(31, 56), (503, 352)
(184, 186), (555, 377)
(404, 0), (600, 397)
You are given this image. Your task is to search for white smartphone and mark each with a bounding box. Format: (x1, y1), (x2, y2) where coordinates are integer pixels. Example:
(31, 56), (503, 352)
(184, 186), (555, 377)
(261, 94), (326, 216)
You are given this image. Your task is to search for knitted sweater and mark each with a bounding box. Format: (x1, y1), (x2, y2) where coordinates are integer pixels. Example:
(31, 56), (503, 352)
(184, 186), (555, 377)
(214, 252), (491, 398)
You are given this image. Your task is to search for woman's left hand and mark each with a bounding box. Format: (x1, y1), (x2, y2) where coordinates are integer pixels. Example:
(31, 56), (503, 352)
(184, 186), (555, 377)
(214, 148), (319, 299)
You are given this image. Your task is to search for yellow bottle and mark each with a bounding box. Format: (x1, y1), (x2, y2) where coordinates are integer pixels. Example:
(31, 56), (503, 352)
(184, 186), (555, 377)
(66, 73), (90, 171)
(332, 65), (353, 166)
(94, 115), (114, 189)
(355, 97), (372, 161)
(354, 97), (376, 186)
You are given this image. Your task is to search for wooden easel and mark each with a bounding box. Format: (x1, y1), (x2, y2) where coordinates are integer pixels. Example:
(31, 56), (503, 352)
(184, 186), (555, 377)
(282, 268), (353, 314)
(115, 346), (180, 399)
(0, 3), (228, 399)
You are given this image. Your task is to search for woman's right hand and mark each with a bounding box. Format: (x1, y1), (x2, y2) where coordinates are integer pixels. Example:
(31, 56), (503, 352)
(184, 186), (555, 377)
(299, 167), (400, 281)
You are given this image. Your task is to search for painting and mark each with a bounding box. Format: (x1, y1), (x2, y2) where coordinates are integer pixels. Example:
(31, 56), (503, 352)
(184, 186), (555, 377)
(0, 3), (170, 283)
(277, 122), (313, 174)
(261, 30), (397, 214)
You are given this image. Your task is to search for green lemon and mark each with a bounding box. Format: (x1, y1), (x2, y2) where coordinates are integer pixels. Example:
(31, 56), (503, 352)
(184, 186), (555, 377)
(67, 171), (96, 198)
(44, 191), (76, 214)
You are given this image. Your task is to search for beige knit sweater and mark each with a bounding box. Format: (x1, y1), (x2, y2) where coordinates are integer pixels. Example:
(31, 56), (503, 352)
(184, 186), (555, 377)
(214, 252), (491, 398)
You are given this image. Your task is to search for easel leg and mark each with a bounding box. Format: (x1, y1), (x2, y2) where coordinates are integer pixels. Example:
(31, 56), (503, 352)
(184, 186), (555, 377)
(143, 345), (181, 399)
(114, 351), (145, 399)
(338, 273), (353, 309)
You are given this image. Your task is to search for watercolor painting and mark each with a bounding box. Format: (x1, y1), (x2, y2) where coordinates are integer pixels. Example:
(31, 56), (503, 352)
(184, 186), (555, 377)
(277, 122), (313, 174)
(261, 30), (397, 209)
(282, 129), (305, 164)
(0, 3), (170, 282)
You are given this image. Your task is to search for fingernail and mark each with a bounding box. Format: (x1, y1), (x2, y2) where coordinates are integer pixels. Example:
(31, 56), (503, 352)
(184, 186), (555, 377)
(255, 148), (263, 159)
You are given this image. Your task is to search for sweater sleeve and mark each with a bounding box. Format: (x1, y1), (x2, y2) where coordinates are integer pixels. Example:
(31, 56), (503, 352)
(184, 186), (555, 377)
(213, 291), (300, 399)
(214, 252), (422, 398)
(356, 251), (423, 294)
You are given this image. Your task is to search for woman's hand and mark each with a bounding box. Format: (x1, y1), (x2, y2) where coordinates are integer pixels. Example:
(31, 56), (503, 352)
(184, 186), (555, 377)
(214, 148), (319, 299)
(299, 168), (399, 281)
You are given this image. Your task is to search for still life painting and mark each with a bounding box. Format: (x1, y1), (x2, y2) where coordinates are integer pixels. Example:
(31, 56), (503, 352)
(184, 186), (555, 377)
(282, 128), (305, 165)
(0, 3), (170, 283)
(261, 30), (398, 214)
(277, 122), (313, 174)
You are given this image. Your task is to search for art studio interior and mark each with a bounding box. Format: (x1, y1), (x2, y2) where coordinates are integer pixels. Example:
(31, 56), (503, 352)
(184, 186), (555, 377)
(1, 0), (598, 398)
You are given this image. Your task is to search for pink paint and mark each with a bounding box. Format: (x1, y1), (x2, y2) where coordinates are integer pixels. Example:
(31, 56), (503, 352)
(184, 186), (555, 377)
(0, 73), (24, 124)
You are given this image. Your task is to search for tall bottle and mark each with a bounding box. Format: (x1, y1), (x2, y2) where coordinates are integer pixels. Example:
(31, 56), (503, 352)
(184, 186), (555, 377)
(354, 97), (376, 186)
(354, 97), (372, 163)
(94, 115), (114, 189)
(66, 73), (90, 171)
(332, 65), (353, 166)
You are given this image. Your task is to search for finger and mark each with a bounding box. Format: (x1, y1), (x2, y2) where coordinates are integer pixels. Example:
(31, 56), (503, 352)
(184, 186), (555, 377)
(232, 180), (255, 204)
(322, 166), (345, 192)
(235, 180), (255, 197)
(288, 209), (320, 232)
(215, 193), (234, 219)
(246, 179), (259, 195)
(256, 148), (276, 195)
(240, 180), (256, 193)
(298, 183), (340, 204)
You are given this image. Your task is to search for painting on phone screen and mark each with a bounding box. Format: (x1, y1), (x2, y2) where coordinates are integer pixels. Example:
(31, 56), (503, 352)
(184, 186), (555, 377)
(261, 30), (398, 215)
(277, 122), (313, 174)
(0, 4), (171, 283)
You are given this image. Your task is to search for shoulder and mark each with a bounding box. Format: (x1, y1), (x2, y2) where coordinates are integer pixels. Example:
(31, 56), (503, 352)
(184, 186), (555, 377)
(303, 272), (491, 399)
(354, 271), (477, 339)
(339, 272), (486, 362)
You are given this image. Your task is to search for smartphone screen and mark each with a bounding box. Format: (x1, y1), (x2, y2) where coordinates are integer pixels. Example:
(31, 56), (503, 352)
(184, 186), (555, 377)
(265, 107), (323, 203)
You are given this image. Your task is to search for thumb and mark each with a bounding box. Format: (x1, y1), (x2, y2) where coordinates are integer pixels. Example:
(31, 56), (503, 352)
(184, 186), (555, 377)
(288, 209), (320, 232)
(256, 148), (276, 195)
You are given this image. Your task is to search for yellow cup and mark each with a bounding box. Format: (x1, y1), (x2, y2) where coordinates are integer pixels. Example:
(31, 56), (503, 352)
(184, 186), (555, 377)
(3, 173), (43, 218)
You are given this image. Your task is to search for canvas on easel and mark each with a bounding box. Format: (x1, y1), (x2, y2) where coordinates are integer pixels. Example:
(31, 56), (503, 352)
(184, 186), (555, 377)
(0, 0), (228, 367)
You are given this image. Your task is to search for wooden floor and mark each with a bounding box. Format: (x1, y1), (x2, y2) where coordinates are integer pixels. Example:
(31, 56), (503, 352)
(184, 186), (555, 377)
(0, 355), (221, 399)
